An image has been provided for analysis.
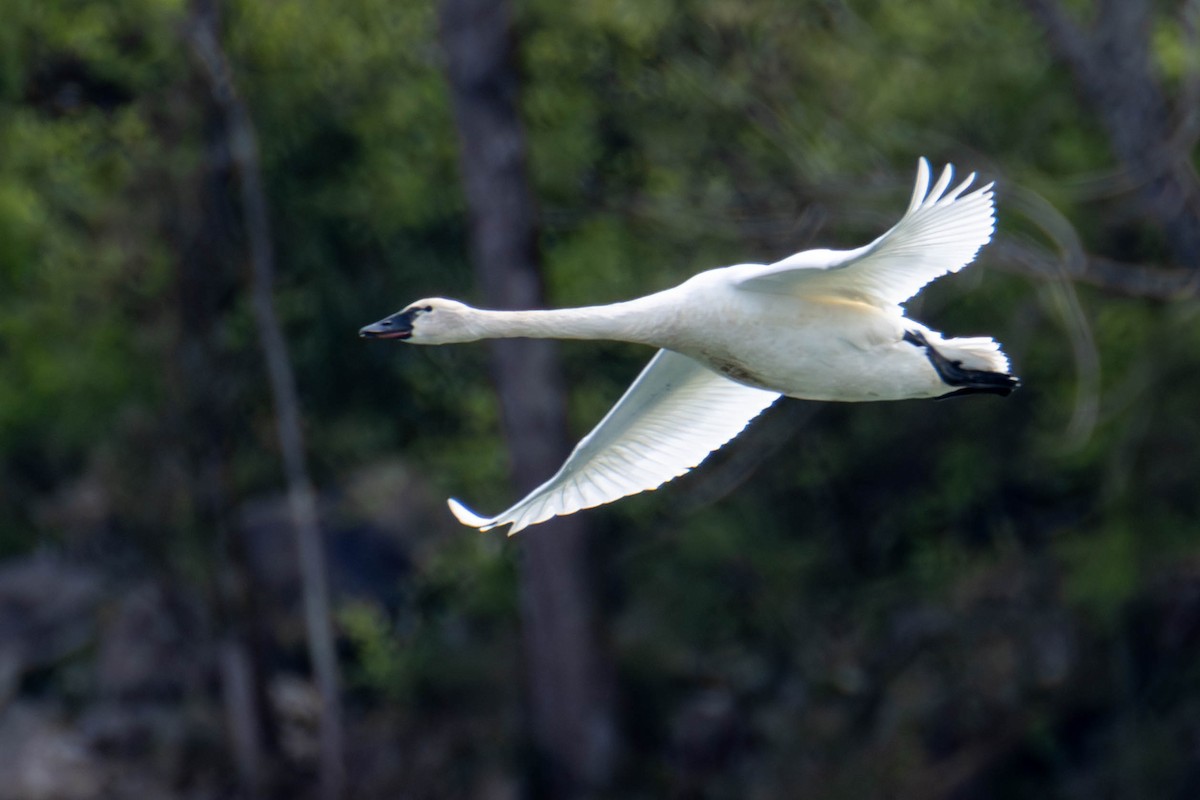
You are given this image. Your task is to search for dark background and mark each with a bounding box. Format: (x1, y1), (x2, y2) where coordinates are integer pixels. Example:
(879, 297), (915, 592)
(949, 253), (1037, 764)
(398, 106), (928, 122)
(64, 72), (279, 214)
(2, 0), (1200, 798)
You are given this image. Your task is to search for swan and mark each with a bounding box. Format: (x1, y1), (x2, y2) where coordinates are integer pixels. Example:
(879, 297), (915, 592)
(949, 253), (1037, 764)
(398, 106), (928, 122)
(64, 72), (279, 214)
(361, 159), (1018, 534)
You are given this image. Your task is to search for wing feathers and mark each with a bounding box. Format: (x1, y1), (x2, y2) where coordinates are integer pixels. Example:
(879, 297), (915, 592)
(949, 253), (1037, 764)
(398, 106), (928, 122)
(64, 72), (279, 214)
(905, 157), (931, 215)
(448, 350), (780, 534)
(926, 161), (954, 206)
(736, 158), (996, 306)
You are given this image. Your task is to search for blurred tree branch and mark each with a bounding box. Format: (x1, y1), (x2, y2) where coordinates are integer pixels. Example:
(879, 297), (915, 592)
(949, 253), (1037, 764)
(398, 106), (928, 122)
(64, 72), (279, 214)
(171, 32), (280, 795)
(997, 238), (1200, 299)
(438, 0), (616, 795)
(1021, 0), (1200, 265)
(185, 3), (344, 799)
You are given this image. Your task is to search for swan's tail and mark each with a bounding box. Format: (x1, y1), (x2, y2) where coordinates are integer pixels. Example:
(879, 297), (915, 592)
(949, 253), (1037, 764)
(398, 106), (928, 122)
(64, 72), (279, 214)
(937, 336), (1011, 375)
(904, 330), (1019, 397)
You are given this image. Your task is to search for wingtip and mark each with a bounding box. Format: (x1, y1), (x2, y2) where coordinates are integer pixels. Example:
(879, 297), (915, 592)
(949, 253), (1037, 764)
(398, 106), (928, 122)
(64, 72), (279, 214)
(908, 157), (932, 214)
(929, 162), (954, 205)
(447, 497), (494, 529)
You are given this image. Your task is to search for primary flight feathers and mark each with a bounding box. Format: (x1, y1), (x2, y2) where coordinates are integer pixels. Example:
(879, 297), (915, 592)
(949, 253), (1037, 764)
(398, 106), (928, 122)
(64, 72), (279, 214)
(739, 158), (995, 305)
(448, 350), (780, 533)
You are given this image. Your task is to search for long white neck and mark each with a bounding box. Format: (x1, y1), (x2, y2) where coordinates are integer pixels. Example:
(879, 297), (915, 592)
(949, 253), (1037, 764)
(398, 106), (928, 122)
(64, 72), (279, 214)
(465, 294), (674, 348)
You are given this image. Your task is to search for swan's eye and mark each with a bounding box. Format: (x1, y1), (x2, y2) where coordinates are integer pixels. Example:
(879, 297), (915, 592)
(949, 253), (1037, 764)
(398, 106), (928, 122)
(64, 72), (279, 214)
(423, 305), (433, 312)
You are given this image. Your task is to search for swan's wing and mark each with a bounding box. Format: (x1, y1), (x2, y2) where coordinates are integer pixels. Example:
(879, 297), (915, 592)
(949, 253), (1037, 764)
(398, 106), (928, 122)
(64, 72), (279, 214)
(448, 349), (781, 534)
(735, 159), (995, 306)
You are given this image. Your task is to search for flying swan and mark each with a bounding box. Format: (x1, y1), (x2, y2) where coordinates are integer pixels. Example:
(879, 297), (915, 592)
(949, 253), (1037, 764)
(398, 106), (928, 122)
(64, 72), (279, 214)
(361, 159), (1018, 534)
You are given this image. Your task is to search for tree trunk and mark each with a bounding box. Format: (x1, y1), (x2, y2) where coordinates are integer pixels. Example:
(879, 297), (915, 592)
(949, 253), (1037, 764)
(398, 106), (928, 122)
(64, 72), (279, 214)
(186, 3), (345, 798)
(169, 10), (285, 795)
(1021, 0), (1200, 265)
(438, 0), (616, 795)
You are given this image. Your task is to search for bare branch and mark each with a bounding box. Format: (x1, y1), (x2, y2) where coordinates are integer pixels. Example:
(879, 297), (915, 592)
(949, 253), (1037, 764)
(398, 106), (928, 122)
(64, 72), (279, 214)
(995, 238), (1200, 300)
(185, 4), (344, 798)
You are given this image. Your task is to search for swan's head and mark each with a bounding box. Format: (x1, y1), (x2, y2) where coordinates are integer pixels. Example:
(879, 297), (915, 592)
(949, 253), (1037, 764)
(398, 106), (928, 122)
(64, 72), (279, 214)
(359, 298), (478, 345)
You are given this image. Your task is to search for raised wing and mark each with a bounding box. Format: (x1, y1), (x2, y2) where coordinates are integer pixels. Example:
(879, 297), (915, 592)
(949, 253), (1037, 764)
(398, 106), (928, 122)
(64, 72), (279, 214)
(448, 349), (781, 534)
(736, 158), (995, 306)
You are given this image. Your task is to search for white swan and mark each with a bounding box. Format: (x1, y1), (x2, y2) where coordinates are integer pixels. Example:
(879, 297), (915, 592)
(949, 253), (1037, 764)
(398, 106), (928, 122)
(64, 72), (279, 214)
(361, 159), (1017, 534)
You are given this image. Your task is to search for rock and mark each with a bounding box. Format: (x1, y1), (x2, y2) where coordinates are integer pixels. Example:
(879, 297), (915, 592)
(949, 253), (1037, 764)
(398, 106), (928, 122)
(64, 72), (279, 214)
(96, 580), (205, 701)
(0, 703), (104, 800)
(0, 554), (101, 703)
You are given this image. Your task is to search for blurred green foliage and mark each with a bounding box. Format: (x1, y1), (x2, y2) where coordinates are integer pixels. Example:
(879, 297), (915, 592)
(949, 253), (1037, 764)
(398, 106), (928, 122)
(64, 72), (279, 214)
(2, 0), (1199, 796)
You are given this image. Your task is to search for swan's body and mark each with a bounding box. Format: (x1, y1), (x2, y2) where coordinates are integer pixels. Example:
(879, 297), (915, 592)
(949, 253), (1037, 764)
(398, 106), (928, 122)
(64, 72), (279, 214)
(362, 159), (1018, 533)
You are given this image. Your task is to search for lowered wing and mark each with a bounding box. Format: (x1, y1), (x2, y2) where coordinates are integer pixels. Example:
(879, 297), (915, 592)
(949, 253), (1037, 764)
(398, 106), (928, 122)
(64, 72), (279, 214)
(448, 349), (781, 534)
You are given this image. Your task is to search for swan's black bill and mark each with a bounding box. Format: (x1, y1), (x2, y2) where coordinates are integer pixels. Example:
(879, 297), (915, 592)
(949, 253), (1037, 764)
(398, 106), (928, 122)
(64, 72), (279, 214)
(359, 309), (416, 340)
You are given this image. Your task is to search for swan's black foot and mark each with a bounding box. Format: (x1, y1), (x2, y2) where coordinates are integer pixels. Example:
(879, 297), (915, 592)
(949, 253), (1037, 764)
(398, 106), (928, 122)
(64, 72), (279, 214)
(903, 330), (1020, 398)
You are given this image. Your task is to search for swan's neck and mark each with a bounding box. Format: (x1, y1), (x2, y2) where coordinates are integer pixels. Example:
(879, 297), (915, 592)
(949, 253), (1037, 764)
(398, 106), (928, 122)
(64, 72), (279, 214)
(467, 296), (670, 347)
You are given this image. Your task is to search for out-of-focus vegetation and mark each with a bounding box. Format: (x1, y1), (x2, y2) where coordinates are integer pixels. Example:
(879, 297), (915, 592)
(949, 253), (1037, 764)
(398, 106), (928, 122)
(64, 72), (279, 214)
(2, 0), (1199, 798)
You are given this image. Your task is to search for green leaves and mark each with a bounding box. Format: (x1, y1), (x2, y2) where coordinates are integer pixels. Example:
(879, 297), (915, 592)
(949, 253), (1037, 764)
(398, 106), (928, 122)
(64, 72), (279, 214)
(3, 2), (1200, 793)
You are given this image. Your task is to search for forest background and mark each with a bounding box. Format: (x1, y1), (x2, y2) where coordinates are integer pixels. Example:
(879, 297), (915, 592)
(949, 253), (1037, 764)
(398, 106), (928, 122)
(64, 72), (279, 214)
(2, 0), (1200, 798)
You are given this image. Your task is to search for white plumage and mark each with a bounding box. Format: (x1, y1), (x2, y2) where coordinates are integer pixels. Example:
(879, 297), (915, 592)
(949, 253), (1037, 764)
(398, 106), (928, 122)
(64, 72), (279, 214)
(447, 349), (779, 532)
(361, 159), (1017, 533)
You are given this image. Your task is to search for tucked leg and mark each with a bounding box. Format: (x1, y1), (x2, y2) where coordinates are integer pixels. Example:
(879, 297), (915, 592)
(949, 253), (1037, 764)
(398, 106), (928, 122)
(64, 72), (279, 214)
(903, 330), (1020, 398)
